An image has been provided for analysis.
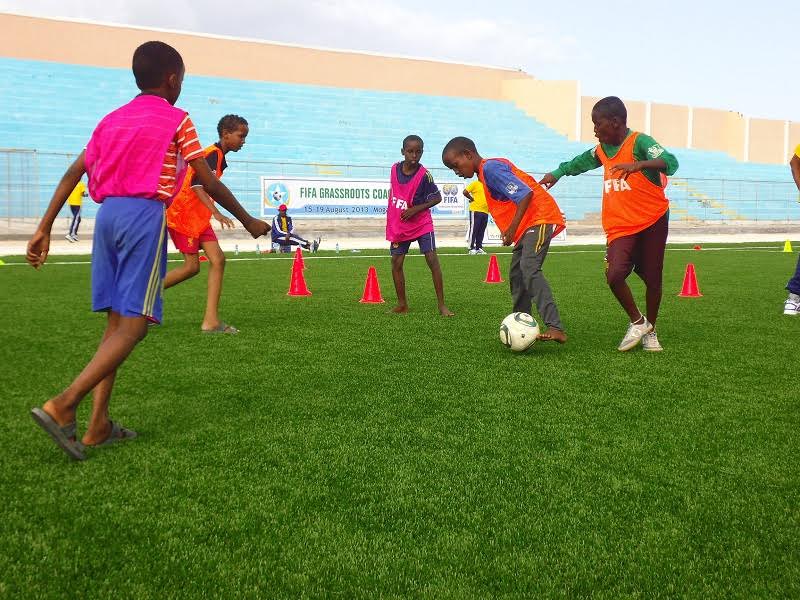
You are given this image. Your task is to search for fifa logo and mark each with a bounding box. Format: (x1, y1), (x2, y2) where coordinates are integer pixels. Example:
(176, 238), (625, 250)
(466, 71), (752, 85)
(391, 196), (408, 210)
(440, 183), (459, 204)
(441, 184), (458, 196)
(604, 178), (632, 193)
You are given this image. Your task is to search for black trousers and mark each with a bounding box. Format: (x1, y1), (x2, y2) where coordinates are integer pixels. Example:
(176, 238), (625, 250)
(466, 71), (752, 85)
(468, 211), (488, 250)
(68, 205), (81, 237)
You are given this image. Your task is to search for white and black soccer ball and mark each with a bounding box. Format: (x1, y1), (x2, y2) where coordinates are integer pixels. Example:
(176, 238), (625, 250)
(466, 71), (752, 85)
(499, 312), (540, 352)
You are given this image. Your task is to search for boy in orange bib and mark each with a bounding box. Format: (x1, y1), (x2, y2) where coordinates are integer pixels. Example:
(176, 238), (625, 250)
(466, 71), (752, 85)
(165, 115), (249, 334)
(443, 137), (567, 342)
(540, 97), (679, 352)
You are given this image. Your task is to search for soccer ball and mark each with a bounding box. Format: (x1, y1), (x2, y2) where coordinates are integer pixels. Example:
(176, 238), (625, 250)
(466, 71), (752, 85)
(499, 312), (540, 352)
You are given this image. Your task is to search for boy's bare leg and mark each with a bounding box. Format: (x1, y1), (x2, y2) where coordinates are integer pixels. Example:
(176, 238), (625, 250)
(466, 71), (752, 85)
(645, 284), (662, 327)
(200, 240), (226, 330)
(41, 312), (148, 435)
(390, 254), (409, 313)
(82, 369), (118, 445)
(424, 251), (454, 316)
(608, 276), (643, 323)
(81, 312), (120, 444)
(163, 253), (200, 289)
(637, 214), (668, 328)
(608, 214), (667, 327)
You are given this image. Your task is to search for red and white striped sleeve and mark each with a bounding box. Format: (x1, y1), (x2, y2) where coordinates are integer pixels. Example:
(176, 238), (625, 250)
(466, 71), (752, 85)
(176, 115), (204, 162)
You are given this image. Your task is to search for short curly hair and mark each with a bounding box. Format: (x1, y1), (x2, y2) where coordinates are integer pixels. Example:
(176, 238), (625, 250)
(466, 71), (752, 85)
(402, 134), (424, 149)
(593, 96), (627, 122)
(217, 114), (249, 137)
(132, 41), (184, 90)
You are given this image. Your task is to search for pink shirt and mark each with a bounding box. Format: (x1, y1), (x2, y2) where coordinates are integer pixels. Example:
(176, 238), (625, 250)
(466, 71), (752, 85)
(85, 95), (191, 202)
(386, 163), (435, 242)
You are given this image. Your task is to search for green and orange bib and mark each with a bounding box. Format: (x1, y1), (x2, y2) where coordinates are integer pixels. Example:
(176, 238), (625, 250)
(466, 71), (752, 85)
(596, 132), (669, 244)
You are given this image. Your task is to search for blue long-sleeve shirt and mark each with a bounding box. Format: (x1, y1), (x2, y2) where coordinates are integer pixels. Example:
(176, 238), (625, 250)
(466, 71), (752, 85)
(271, 215), (294, 241)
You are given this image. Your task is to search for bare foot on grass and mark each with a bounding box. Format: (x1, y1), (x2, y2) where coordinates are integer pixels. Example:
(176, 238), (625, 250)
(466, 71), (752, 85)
(538, 328), (567, 344)
(389, 305), (409, 314)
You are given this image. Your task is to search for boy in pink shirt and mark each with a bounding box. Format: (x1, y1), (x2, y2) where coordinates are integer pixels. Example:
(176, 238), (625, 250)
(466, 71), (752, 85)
(27, 41), (270, 460)
(386, 135), (453, 316)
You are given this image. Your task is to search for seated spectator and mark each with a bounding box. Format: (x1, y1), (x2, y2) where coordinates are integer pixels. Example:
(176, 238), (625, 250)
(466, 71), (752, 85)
(271, 204), (319, 252)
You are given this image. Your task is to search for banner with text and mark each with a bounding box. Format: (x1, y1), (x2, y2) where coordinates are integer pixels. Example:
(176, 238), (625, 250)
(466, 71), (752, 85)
(261, 177), (467, 219)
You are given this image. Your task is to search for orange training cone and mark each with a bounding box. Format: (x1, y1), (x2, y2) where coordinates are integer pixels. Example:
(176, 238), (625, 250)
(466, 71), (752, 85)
(693, 245), (702, 250)
(678, 263), (702, 297)
(199, 254), (208, 262)
(287, 261), (312, 296)
(484, 254), (503, 283)
(295, 246), (305, 269)
(359, 266), (385, 303)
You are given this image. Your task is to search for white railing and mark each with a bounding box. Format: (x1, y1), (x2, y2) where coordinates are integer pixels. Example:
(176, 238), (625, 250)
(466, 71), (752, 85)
(2, 150), (798, 224)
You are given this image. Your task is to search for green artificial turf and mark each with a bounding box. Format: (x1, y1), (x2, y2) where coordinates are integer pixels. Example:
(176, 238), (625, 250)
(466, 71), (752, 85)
(1, 244), (798, 598)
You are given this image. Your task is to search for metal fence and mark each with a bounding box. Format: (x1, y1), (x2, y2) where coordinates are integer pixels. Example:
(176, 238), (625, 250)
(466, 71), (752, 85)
(2, 149), (798, 224)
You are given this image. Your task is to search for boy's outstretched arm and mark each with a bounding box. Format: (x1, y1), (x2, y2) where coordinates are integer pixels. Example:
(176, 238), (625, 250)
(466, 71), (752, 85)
(27, 151), (86, 269)
(191, 185), (234, 229)
(538, 173), (559, 189)
(190, 158), (270, 238)
(540, 149), (602, 189)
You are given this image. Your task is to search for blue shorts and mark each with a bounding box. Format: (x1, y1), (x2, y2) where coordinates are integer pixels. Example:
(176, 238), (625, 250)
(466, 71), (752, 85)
(92, 196), (168, 323)
(389, 232), (436, 256)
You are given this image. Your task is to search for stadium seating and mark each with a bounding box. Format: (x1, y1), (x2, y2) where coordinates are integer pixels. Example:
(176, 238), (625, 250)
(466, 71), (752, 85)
(0, 57), (796, 221)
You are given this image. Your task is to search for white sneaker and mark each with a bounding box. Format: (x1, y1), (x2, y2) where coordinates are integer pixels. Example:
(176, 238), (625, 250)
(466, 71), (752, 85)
(476, 249), (487, 255)
(617, 318), (653, 351)
(641, 331), (663, 352)
(785, 293), (800, 315)
(65, 234), (75, 242)
(468, 249), (477, 255)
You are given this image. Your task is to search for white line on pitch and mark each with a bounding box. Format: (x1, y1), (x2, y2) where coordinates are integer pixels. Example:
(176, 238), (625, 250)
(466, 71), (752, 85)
(0, 245), (791, 267)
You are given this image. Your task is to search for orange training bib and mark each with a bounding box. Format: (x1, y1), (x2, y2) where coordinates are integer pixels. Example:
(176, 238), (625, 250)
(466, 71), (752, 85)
(596, 132), (669, 244)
